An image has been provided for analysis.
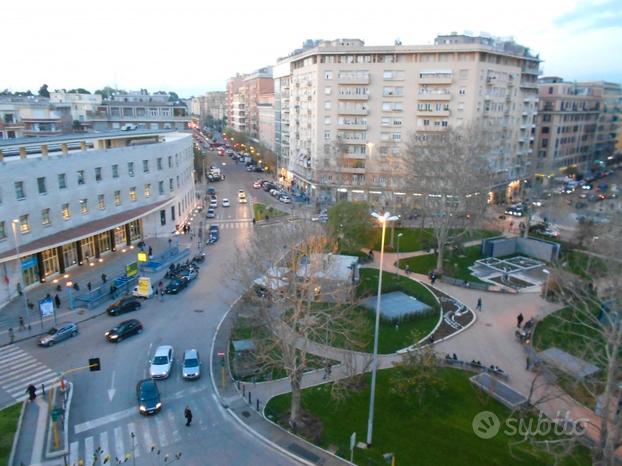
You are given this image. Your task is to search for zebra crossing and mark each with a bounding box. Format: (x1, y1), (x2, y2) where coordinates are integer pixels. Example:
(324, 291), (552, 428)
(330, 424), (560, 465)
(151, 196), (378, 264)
(0, 345), (60, 404)
(68, 396), (209, 466)
(207, 220), (252, 229)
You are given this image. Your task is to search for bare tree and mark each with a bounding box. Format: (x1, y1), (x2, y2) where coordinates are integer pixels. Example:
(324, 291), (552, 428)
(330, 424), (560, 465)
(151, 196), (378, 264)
(230, 223), (367, 429)
(398, 124), (497, 272)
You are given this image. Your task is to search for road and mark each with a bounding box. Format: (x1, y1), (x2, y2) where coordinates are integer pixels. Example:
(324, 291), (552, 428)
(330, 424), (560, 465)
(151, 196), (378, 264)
(9, 152), (299, 465)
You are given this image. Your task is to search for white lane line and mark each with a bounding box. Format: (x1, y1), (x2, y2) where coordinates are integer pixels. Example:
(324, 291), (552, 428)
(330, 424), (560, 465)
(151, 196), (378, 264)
(0, 346), (22, 359)
(84, 436), (94, 465)
(0, 360), (45, 380)
(99, 431), (109, 461)
(0, 351), (30, 365)
(6, 374), (59, 396)
(74, 406), (136, 434)
(154, 416), (168, 448)
(0, 357), (40, 377)
(68, 441), (79, 465)
(141, 422), (154, 453)
(1, 369), (52, 388)
(166, 410), (181, 444)
(114, 426), (125, 462)
(127, 422), (140, 458)
(14, 381), (60, 401)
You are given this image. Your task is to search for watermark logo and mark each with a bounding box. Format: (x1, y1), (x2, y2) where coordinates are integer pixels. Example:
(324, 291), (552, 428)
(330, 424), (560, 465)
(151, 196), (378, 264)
(472, 410), (587, 440)
(472, 411), (501, 439)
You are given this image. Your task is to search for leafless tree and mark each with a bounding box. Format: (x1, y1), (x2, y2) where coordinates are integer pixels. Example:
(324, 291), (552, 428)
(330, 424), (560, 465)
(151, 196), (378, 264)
(229, 223), (367, 429)
(398, 124), (497, 271)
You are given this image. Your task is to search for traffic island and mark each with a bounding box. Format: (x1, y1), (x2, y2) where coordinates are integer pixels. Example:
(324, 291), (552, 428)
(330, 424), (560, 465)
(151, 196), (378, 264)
(45, 382), (73, 460)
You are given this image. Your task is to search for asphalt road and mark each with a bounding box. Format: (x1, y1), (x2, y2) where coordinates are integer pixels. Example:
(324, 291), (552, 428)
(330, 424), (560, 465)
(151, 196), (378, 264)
(11, 154), (298, 465)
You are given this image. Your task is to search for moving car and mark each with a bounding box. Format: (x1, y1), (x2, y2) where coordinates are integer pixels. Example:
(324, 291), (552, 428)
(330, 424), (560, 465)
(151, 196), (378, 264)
(504, 204), (526, 217)
(222, 198), (230, 207)
(38, 322), (79, 347)
(529, 223), (560, 238)
(238, 194), (247, 204)
(209, 199), (218, 208)
(149, 345), (174, 379)
(206, 208), (216, 218)
(182, 349), (201, 380)
(105, 319), (143, 342)
(107, 296), (142, 316)
(208, 225), (220, 243)
(165, 277), (189, 294)
(137, 379), (161, 415)
(207, 187), (216, 196)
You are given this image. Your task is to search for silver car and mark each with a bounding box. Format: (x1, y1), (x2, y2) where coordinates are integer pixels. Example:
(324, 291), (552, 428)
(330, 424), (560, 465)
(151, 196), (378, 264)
(149, 345), (174, 379)
(182, 349), (201, 380)
(38, 322), (79, 347)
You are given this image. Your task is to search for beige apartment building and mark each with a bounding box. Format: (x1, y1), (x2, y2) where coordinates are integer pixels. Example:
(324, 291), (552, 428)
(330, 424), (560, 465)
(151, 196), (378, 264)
(226, 68), (274, 138)
(190, 91), (226, 128)
(274, 34), (540, 206)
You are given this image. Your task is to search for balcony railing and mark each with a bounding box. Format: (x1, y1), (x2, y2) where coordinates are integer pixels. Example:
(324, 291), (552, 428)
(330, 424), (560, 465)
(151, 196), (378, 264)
(337, 108), (368, 116)
(338, 76), (370, 85)
(416, 109), (450, 117)
(337, 123), (368, 130)
(417, 93), (451, 101)
(337, 94), (369, 101)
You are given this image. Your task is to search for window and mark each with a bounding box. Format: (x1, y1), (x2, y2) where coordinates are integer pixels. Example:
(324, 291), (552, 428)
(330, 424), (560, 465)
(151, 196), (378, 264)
(41, 208), (51, 225)
(19, 214), (30, 233)
(95, 167), (102, 181)
(168, 156), (172, 168)
(144, 184), (151, 197)
(459, 88), (466, 95)
(157, 158), (163, 170)
(15, 181), (25, 200)
(169, 178), (174, 192)
(77, 170), (85, 185)
(0, 221), (5, 240)
(324, 86), (332, 95)
(324, 116), (331, 125)
(171, 206), (176, 220)
(112, 164), (119, 178)
(114, 191), (122, 206)
(324, 130), (331, 140)
(80, 198), (88, 214)
(143, 160), (149, 173)
(37, 177), (47, 194)
(158, 181), (164, 195)
(129, 187), (137, 202)
(128, 162), (134, 177)
(160, 209), (166, 226)
(176, 176), (180, 188)
(58, 173), (67, 189)
(324, 101), (332, 110)
(324, 71), (333, 80)
(62, 203), (71, 220)
(97, 194), (105, 209)
(392, 132), (401, 141)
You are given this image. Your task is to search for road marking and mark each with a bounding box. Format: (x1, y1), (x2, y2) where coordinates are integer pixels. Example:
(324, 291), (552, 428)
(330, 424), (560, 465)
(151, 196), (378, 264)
(99, 431), (109, 461)
(114, 426), (124, 461)
(0, 350), (31, 365)
(155, 416), (168, 447)
(84, 436), (94, 465)
(1, 368), (52, 388)
(166, 410), (181, 443)
(0, 360), (45, 380)
(127, 422), (140, 458)
(141, 422), (154, 452)
(0, 346), (22, 359)
(68, 441), (79, 465)
(0, 357), (39, 376)
(74, 406), (136, 434)
(5, 373), (58, 395)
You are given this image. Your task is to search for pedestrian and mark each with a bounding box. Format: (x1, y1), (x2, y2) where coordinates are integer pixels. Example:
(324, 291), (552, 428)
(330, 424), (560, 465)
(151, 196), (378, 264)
(101, 273), (107, 284)
(509, 221), (514, 232)
(431, 272), (437, 285)
(476, 297), (482, 312)
(73, 282), (80, 291)
(16, 282), (23, 296)
(26, 384), (37, 401)
(148, 246), (153, 257)
(405, 264), (411, 275)
(54, 294), (61, 308)
(87, 282), (92, 292)
(45, 293), (51, 301)
(41, 383), (45, 395)
(526, 356), (531, 371)
(168, 238), (172, 247)
(159, 288), (164, 302)
(8, 327), (14, 344)
(184, 406), (193, 426)
(252, 218), (256, 226)
(517, 313), (524, 328)
(27, 300), (34, 312)
(18, 316), (25, 331)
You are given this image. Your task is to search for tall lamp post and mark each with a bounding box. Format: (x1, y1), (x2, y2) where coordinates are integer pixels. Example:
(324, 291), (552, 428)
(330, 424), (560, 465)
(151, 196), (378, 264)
(367, 211), (399, 447)
(586, 236), (599, 274)
(396, 233), (403, 281)
(11, 219), (31, 329)
(542, 269), (550, 300)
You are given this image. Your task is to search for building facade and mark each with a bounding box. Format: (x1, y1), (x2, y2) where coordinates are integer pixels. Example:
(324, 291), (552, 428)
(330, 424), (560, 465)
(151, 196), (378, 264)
(273, 34), (540, 205)
(258, 93), (275, 150)
(49, 92), (103, 130)
(0, 130), (195, 306)
(226, 68), (274, 139)
(0, 96), (63, 139)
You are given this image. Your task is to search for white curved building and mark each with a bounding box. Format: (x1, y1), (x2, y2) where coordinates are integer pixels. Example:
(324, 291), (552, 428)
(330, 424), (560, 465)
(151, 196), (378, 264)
(0, 130), (195, 306)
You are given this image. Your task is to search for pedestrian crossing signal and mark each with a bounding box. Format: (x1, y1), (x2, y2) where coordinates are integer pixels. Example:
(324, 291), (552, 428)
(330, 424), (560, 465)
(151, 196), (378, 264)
(89, 358), (101, 371)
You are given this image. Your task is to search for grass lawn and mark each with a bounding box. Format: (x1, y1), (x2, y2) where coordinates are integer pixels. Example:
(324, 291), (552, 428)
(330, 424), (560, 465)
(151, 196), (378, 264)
(0, 402), (21, 465)
(399, 245), (488, 284)
(253, 203), (287, 221)
(265, 368), (590, 466)
(356, 268), (440, 353)
(370, 228), (499, 253)
(558, 250), (611, 280)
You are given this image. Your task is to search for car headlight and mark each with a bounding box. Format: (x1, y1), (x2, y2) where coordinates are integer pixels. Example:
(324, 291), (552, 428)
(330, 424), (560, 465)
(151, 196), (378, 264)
(109, 334), (118, 339)
(155, 402), (162, 409)
(139, 405), (147, 412)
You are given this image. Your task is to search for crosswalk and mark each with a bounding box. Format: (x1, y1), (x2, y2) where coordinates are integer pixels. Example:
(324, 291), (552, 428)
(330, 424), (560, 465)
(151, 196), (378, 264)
(207, 220), (252, 229)
(0, 345), (60, 403)
(68, 395), (211, 466)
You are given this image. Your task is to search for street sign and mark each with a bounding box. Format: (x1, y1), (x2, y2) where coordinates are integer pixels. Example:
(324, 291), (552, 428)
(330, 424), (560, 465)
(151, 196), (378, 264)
(39, 297), (54, 318)
(126, 261), (138, 277)
(137, 251), (148, 262)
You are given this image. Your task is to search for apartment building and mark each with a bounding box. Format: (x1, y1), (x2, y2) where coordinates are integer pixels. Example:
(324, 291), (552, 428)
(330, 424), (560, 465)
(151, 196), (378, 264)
(274, 34), (540, 205)
(226, 68), (274, 138)
(258, 93), (275, 150)
(0, 96), (62, 139)
(49, 91), (102, 129)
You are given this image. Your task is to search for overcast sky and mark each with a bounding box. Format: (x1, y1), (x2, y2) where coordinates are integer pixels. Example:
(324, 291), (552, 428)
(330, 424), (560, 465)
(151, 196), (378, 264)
(3, 0), (621, 97)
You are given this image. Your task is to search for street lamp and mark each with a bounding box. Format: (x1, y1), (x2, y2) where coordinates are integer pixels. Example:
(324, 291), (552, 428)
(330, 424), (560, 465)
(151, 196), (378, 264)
(367, 211), (399, 447)
(11, 219), (31, 329)
(66, 281), (75, 310)
(396, 233), (404, 280)
(586, 236), (599, 274)
(542, 269), (550, 300)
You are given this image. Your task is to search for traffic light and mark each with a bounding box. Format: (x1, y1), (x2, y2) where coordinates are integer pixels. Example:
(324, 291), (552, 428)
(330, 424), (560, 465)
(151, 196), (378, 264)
(89, 358), (101, 371)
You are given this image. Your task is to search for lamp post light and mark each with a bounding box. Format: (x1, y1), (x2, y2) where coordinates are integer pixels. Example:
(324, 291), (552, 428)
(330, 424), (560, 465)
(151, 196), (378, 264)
(66, 282), (75, 310)
(542, 269), (550, 300)
(11, 219), (31, 329)
(367, 211), (399, 447)
(396, 233), (403, 281)
(586, 236), (599, 274)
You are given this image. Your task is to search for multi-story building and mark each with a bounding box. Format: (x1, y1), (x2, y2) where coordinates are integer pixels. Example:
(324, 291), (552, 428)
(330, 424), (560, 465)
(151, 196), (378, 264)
(258, 93), (275, 150)
(0, 130), (195, 306)
(274, 34), (540, 205)
(226, 68), (274, 139)
(49, 91), (102, 131)
(533, 78), (621, 189)
(85, 91), (190, 131)
(0, 96), (63, 139)
(190, 92), (226, 128)
(226, 74), (246, 128)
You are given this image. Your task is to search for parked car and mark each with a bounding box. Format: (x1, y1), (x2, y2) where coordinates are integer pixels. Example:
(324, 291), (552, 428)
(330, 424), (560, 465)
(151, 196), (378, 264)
(38, 322), (79, 347)
(206, 208), (216, 218)
(107, 297), (142, 316)
(180, 268), (198, 282)
(137, 379), (161, 415)
(253, 181), (263, 189)
(246, 165), (256, 172)
(105, 319), (143, 342)
(222, 198), (230, 207)
(149, 345), (174, 379)
(182, 349), (201, 380)
(279, 195), (292, 204)
(165, 277), (189, 294)
(209, 199), (218, 208)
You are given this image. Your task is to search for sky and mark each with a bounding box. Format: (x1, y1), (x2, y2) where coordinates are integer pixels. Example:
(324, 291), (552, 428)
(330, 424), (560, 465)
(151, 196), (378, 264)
(3, 0), (622, 97)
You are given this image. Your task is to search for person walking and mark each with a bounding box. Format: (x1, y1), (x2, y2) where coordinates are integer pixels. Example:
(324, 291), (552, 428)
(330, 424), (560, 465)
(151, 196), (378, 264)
(87, 282), (92, 292)
(184, 406), (193, 426)
(8, 328), (14, 344)
(16, 282), (23, 296)
(54, 294), (61, 308)
(26, 384), (37, 401)
(517, 313), (524, 328)
(475, 297), (482, 312)
(101, 273), (107, 284)
(159, 288), (164, 302)
(18, 316), (25, 331)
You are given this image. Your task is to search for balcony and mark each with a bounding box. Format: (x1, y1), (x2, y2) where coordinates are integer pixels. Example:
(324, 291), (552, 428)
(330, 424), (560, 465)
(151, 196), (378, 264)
(337, 108), (368, 116)
(339, 138), (368, 144)
(343, 153), (367, 160)
(337, 123), (368, 130)
(338, 76), (370, 85)
(417, 125), (448, 132)
(337, 94), (369, 101)
(338, 167), (366, 174)
(23, 129), (62, 136)
(416, 109), (450, 117)
(418, 93), (451, 101)
(419, 75), (453, 85)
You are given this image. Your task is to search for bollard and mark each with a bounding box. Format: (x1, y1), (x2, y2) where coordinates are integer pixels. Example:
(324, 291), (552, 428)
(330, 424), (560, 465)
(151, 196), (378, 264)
(248, 392), (251, 404)
(242, 385), (245, 396)
(256, 399), (260, 411)
(237, 380), (240, 390)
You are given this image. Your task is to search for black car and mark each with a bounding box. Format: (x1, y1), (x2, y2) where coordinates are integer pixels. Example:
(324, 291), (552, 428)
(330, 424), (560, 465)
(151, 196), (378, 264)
(105, 319), (143, 342)
(106, 297), (142, 316)
(136, 379), (161, 415)
(165, 277), (189, 294)
(263, 183), (276, 192)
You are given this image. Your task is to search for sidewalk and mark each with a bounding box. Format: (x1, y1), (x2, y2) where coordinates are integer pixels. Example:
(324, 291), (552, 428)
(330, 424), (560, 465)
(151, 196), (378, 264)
(12, 397), (49, 466)
(0, 233), (197, 347)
